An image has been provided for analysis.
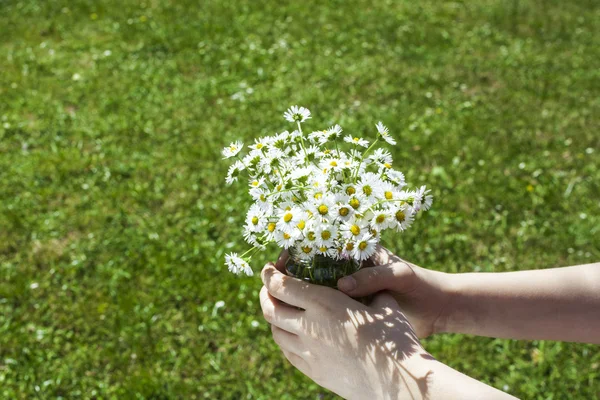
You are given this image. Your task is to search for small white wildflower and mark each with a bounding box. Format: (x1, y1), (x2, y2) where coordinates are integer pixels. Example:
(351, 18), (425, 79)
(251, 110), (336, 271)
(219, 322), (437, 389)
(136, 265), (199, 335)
(343, 135), (369, 148)
(225, 160), (246, 184)
(283, 105), (311, 123)
(222, 140), (244, 159)
(225, 253), (253, 276)
(352, 233), (377, 261)
(376, 121), (396, 145)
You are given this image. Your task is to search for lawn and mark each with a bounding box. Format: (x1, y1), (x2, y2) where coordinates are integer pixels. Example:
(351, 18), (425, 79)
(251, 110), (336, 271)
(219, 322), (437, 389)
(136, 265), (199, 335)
(1, 0), (599, 398)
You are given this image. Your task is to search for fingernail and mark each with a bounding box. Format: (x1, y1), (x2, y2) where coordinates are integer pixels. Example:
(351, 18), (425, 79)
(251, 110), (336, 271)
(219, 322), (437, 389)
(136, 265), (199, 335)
(338, 276), (356, 292)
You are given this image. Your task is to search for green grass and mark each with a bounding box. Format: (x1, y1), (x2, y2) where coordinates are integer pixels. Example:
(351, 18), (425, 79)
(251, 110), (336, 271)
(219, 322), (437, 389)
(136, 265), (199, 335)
(1, 0), (599, 398)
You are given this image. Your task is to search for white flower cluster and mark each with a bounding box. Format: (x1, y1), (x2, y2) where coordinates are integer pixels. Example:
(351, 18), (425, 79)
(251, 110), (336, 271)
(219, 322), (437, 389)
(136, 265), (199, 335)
(223, 106), (432, 276)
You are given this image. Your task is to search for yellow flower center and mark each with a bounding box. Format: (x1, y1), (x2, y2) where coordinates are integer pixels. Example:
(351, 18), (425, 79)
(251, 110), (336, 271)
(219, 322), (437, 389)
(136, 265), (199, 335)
(297, 220), (306, 230)
(268, 223), (276, 232)
(330, 161), (338, 167)
(319, 246), (328, 252)
(346, 242), (354, 251)
(283, 213), (293, 223)
(260, 194), (267, 202)
(350, 225), (360, 236)
(353, 137), (359, 142)
(349, 198), (360, 209)
(395, 211), (406, 222)
(252, 180), (260, 187)
(302, 246), (312, 254)
(276, 184), (282, 191)
(362, 185), (372, 196)
(358, 241), (368, 251)
(283, 233), (291, 240)
(376, 214), (386, 224)
(307, 232), (316, 241)
(339, 207), (349, 217)
(384, 163), (391, 169)
(229, 145), (237, 151)
(251, 216), (259, 225)
(318, 205), (329, 215)
(321, 231), (331, 240)
(346, 186), (356, 195)
(384, 191), (393, 200)
(314, 192), (323, 200)
(256, 143), (263, 149)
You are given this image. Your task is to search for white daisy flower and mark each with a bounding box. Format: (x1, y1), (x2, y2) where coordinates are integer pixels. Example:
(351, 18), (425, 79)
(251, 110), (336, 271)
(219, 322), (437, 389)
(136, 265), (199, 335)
(248, 177), (266, 189)
(249, 138), (269, 151)
(225, 253), (253, 276)
(376, 121), (396, 145)
(315, 223), (338, 247)
(352, 233), (377, 261)
(225, 160), (246, 185)
(319, 157), (344, 173)
(243, 230), (265, 250)
(346, 192), (369, 214)
(274, 229), (299, 249)
(294, 241), (317, 258)
(222, 141), (244, 158)
(308, 124), (343, 144)
(283, 105), (311, 123)
(332, 199), (355, 222)
(414, 185), (433, 211)
(315, 245), (339, 259)
(308, 193), (336, 222)
(340, 218), (367, 240)
(385, 169), (406, 187)
(245, 204), (266, 232)
(370, 209), (395, 231)
(369, 148), (393, 165)
(276, 206), (303, 233)
(392, 207), (415, 231)
(263, 220), (278, 241)
(343, 135), (369, 148)
(249, 188), (273, 213)
(357, 172), (383, 198)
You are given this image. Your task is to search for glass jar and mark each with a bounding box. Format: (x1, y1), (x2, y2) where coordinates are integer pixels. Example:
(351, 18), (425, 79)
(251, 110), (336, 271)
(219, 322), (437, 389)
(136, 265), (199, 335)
(285, 247), (362, 288)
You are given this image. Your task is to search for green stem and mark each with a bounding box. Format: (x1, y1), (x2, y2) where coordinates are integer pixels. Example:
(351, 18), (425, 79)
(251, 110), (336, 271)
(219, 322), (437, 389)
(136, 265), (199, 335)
(296, 121), (310, 166)
(352, 138), (380, 182)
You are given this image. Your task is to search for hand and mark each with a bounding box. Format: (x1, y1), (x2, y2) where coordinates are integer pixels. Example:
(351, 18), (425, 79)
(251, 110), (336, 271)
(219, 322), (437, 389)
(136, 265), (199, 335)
(337, 246), (451, 338)
(259, 252), (434, 400)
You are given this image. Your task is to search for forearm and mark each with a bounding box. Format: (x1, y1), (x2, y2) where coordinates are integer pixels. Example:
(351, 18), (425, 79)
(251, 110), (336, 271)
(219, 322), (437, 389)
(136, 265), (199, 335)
(442, 263), (600, 343)
(388, 356), (516, 400)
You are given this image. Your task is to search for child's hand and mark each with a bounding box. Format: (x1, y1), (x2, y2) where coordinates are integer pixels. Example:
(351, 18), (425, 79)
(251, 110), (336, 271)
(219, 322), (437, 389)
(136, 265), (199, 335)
(337, 246), (451, 338)
(259, 261), (431, 399)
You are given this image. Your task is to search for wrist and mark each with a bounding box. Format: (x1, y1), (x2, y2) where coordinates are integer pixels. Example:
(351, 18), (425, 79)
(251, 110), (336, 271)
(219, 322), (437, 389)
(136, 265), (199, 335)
(431, 270), (461, 335)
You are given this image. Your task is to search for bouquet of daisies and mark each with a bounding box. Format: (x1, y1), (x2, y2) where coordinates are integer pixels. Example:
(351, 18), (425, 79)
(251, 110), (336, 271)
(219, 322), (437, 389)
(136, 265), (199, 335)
(223, 106), (432, 277)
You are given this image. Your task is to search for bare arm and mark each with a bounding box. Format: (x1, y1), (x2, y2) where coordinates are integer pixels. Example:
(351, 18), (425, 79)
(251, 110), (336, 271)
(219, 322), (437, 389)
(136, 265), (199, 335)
(443, 263), (600, 343)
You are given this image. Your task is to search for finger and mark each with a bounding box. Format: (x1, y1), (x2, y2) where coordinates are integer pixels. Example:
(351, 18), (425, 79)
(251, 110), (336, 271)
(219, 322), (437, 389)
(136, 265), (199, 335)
(370, 291), (399, 311)
(282, 350), (311, 376)
(261, 263), (327, 310)
(274, 250), (289, 273)
(337, 260), (416, 297)
(271, 325), (305, 355)
(259, 286), (303, 334)
(362, 244), (395, 268)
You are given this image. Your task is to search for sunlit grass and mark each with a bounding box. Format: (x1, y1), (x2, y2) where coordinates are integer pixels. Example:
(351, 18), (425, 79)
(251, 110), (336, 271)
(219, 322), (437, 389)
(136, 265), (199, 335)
(0, 0), (599, 398)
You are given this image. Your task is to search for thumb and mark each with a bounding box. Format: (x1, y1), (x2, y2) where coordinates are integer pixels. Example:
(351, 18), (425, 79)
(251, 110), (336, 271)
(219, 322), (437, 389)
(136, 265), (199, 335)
(337, 262), (415, 297)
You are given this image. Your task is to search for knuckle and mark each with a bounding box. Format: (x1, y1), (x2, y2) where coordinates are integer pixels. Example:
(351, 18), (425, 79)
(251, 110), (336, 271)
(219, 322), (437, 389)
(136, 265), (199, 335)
(262, 307), (274, 323)
(268, 274), (285, 294)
